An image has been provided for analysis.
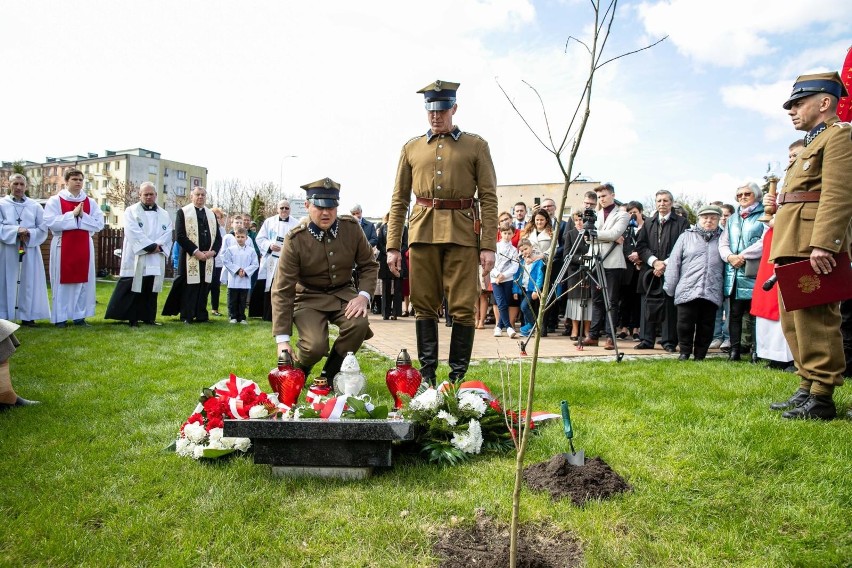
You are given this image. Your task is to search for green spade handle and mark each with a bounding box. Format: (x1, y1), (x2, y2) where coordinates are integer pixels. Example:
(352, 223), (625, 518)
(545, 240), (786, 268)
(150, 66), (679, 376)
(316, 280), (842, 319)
(560, 400), (574, 440)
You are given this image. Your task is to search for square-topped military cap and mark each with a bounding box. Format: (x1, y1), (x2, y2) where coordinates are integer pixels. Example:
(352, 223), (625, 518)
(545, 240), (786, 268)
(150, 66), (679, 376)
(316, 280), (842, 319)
(300, 177), (340, 208)
(418, 80), (460, 111)
(782, 71), (849, 110)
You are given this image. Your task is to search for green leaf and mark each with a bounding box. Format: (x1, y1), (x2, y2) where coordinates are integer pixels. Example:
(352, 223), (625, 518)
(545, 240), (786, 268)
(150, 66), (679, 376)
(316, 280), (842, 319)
(201, 448), (236, 459)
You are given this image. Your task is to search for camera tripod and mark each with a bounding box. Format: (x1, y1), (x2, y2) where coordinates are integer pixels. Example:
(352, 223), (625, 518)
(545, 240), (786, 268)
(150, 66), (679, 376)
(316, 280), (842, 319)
(516, 220), (624, 362)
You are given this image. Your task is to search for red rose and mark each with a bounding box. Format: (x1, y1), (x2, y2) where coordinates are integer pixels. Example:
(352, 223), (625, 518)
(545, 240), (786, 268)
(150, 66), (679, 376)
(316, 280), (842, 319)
(206, 415), (224, 430)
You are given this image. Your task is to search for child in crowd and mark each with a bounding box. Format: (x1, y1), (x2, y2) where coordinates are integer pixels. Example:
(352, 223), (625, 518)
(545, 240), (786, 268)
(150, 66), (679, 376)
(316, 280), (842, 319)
(491, 226), (520, 338)
(513, 238), (545, 337)
(222, 227), (259, 324)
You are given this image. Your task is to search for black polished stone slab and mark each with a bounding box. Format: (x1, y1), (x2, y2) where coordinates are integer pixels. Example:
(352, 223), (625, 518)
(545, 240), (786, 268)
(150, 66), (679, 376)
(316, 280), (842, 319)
(224, 419), (416, 468)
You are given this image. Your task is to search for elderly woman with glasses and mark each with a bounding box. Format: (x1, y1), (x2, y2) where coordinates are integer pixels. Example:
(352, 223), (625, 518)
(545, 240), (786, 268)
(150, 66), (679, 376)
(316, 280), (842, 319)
(719, 181), (767, 362)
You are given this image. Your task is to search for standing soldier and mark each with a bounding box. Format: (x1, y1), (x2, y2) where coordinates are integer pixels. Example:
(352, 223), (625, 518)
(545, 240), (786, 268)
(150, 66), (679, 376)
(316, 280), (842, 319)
(272, 178), (378, 386)
(768, 72), (852, 420)
(386, 80), (498, 385)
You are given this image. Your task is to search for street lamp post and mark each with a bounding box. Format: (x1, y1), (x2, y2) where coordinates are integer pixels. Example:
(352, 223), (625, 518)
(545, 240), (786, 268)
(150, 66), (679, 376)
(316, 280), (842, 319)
(279, 155), (298, 193)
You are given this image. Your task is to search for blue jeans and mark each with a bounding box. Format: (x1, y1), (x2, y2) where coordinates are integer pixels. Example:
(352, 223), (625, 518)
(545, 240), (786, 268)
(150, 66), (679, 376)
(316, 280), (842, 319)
(491, 281), (514, 329)
(520, 294), (538, 332)
(713, 298), (730, 342)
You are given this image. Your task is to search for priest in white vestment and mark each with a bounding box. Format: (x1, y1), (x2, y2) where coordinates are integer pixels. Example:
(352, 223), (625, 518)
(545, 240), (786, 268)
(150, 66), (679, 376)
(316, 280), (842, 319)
(251, 199), (299, 320)
(43, 169), (104, 327)
(0, 174), (50, 325)
(105, 183), (173, 326)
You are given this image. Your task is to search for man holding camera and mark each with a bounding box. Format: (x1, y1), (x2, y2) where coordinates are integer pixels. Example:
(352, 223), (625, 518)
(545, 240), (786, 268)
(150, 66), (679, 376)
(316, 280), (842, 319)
(582, 183), (629, 350)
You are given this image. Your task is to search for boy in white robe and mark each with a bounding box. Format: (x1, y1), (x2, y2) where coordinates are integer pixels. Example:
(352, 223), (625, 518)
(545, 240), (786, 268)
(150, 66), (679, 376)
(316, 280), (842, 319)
(43, 169), (104, 327)
(222, 228), (258, 323)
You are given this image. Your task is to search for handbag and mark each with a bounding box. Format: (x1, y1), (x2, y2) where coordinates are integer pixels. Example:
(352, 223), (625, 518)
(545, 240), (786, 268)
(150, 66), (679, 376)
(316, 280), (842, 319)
(743, 258), (760, 278)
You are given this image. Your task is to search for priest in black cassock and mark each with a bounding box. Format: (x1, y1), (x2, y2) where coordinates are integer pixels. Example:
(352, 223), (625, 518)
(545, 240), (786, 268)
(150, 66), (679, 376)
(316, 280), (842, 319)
(162, 186), (221, 323)
(105, 183), (173, 326)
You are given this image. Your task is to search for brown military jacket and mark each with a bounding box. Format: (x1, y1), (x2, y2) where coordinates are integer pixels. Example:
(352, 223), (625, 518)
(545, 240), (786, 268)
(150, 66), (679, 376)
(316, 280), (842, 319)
(771, 116), (852, 261)
(271, 215), (379, 336)
(387, 126), (498, 252)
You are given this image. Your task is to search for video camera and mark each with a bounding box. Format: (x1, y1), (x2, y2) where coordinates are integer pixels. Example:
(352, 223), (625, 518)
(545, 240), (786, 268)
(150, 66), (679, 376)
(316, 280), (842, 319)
(582, 208), (597, 231)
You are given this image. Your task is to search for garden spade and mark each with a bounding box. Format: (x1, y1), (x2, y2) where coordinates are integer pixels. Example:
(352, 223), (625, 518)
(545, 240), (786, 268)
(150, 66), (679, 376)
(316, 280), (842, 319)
(560, 400), (585, 466)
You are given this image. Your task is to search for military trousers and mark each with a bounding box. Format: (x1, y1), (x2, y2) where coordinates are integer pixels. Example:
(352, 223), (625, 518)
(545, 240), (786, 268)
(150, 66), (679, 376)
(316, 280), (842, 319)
(409, 243), (479, 326)
(294, 301), (373, 369)
(779, 293), (845, 394)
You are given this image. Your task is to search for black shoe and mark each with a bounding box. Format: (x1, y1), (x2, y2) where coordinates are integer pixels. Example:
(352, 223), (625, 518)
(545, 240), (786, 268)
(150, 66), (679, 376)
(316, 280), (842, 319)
(678, 353), (690, 361)
(382, 316), (389, 320)
(55, 322), (67, 328)
(617, 331), (628, 339)
(129, 321), (140, 328)
(634, 342), (654, 350)
(664, 345), (677, 353)
(781, 395), (836, 420)
(751, 352), (761, 365)
(783, 365), (798, 373)
(847, 408), (852, 420)
(20, 320), (36, 328)
(73, 319), (91, 327)
(728, 348), (741, 361)
(0, 396), (40, 412)
(769, 388), (810, 411)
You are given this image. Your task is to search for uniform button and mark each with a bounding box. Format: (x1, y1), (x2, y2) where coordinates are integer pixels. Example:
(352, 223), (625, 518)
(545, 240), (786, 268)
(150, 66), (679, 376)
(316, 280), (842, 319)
(437, 171), (442, 175)
(836, 239), (841, 244)
(440, 135), (444, 138)
(438, 144), (443, 148)
(327, 239), (331, 243)
(437, 185), (442, 190)
(332, 274), (337, 279)
(329, 251), (334, 256)
(437, 156), (442, 160)
(331, 265), (336, 269)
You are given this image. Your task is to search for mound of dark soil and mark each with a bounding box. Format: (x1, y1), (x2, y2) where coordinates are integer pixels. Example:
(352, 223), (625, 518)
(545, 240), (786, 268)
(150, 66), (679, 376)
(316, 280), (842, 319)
(524, 454), (632, 505)
(434, 510), (582, 568)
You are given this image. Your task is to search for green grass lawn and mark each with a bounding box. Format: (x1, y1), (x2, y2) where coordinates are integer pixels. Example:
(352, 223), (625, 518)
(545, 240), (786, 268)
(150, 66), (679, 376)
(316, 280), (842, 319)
(1, 282), (850, 567)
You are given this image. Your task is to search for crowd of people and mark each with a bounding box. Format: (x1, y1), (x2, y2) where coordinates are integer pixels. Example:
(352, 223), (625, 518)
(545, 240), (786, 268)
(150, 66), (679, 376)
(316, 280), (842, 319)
(0, 73), (849, 420)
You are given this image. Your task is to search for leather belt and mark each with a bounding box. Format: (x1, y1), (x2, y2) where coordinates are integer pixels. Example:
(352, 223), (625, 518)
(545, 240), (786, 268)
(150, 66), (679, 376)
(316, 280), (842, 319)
(777, 191), (820, 204)
(298, 281), (351, 294)
(415, 197), (474, 209)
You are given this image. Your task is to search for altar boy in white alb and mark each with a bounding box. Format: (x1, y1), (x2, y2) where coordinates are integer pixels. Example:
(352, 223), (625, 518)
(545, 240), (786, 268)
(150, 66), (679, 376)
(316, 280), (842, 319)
(43, 169), (105, 327)
(105, 183), (173, 326)
(0, 174), (50, 325)
(254, 199), (299, 320)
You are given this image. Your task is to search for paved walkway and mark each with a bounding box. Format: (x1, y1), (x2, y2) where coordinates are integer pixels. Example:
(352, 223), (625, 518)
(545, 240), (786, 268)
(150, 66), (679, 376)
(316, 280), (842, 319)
(363, 316), (723, 362)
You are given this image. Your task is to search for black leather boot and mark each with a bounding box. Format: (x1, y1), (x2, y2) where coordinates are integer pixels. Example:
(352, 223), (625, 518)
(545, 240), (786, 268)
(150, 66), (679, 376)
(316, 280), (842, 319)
(448, 323), (476, 384)
(781, 395), (836, 420)
(769, 388), (810, 410)
(319, 349), (347, 384)
(728, 348), (741, 361)
(415, 319), (440, 386)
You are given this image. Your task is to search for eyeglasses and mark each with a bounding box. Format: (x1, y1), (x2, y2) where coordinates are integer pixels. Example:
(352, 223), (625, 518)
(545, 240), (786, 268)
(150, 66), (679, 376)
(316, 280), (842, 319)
(279, 206), (290, 210)
(736, 192), (753, 199)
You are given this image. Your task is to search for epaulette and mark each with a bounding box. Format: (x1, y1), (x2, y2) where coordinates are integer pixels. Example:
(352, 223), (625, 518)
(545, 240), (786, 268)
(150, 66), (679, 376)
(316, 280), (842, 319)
(405, 134), (425, 145)
(832, 121), (850, 128)
(462, 131), (485, 140)
(288, 224), (307, 236)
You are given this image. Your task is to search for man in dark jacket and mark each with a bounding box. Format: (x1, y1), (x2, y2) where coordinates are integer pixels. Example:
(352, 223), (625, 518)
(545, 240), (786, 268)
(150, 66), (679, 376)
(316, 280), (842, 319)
(634, 190), (689, 351)
(350, 204), (378, 248)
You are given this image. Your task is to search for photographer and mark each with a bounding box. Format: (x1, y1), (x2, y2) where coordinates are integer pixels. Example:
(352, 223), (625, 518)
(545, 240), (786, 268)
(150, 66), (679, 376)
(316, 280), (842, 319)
(582, 184), (629, 350)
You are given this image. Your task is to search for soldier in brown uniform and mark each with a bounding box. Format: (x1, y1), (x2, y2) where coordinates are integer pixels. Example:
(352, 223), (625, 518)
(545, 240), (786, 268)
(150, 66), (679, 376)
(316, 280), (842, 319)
(386, 80), (498, 385)
(767, 72), (852, 420)
(271, 178), (379, 385)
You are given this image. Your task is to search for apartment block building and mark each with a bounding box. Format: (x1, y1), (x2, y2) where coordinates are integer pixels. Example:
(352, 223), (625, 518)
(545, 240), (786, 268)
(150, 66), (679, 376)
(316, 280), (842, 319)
(1, 148), (206, 227)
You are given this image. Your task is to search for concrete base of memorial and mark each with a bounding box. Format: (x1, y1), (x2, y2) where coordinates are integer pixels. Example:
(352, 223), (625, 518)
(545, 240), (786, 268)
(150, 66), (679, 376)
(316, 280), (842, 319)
(224, 419), (416, 479)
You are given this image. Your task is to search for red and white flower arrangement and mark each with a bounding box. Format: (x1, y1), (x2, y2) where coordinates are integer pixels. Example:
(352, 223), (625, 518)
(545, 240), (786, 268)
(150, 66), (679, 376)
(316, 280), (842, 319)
(176, 374), (278, 459)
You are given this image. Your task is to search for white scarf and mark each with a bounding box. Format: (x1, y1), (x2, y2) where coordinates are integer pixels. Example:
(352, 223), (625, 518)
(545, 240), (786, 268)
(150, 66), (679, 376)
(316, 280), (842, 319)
(182, 204), (216, 284)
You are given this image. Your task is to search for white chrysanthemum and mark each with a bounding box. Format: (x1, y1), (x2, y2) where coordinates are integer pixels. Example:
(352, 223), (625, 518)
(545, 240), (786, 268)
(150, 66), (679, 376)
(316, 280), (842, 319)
(208, 427), (224, 441)
(192, 445), (205, 459)
(206, 437), (225, 450)
(458, 392), (487, 417)
(410, 388), (443, 412)
(437, 410), (458, 426)
(249, 405), (269, 419)
(175, 437), (194, 457)
(232, 438), (251, 452)
(293, 408), (303, 420)
(451, 420), (484, 454)
(183, 422), (208, 444)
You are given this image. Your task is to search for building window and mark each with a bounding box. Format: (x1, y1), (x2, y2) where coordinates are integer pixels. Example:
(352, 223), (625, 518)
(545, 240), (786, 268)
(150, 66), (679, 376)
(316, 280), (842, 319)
(84, 164), (90, 173)
(115, 161), (120, 170)
(164, 168), (169, 177)
(175, 186), (186, 196)
(104, 162), (110, 172)
(163, 184), (168, 194)
(49, 167), (55, 176)
(177, 170), (187, 180)
(148, 165), (157, 175)
(102, 180), (109, 189)
(85, 182), (91, 190)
